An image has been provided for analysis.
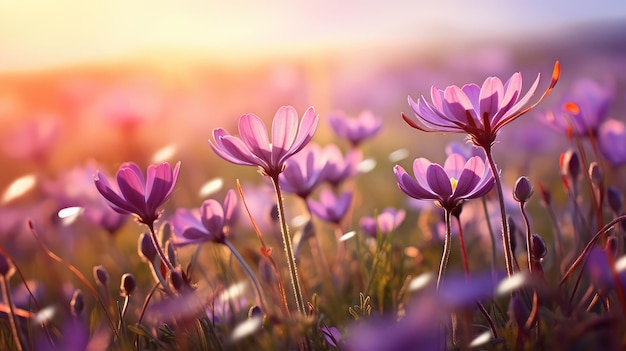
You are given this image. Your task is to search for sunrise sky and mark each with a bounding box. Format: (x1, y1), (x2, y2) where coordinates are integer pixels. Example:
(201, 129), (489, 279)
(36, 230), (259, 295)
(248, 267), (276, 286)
(0, 0), (624, 71)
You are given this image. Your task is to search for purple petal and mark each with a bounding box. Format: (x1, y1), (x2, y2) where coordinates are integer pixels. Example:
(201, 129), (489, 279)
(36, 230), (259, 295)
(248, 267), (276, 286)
(479, 77), (504, 119)
(145, 162), (179, 215)
(238, 114), (272, 164)
(94, 172), (134, 215)
(426, 164), (452, 200)
(116, 163), (148, 217)
(218, 135), (266, 168)
(286, 107), (319, 159)
(394, 165), (438, 200)
(271, 106), (299, 164)
(210, 129), (256, 167)
(452, 157), (484, 198)
(443, 153), (466, 180)
(442, 86), (478, 125)
(201, 199), (225, 235)
(222, 189), (238, 225)
(172, 209), (210, 243)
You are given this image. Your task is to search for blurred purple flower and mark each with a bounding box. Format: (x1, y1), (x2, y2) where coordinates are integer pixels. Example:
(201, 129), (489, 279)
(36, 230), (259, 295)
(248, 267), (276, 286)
(539, 78), (614, 137)
(307, 189), (352, 224)
(171, 190), (237, 245)
(43, 162), (126, 233)
(404, 62), (559, 149)
(359, 207), (406, 238)
(394, 153), (494, 212)
(94, 162), (180, 226)
(321, 144), (362, 187)
(279, 143), (329, 198)
(598, 119), (626, 166)
(328, 109), (382, 146)
(585, 247), (626, 294)
(209, 106), (319, 178)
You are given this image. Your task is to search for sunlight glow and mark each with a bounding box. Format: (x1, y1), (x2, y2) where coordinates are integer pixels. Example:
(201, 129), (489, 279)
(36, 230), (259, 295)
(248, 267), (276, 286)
(2, 174), (36, 203)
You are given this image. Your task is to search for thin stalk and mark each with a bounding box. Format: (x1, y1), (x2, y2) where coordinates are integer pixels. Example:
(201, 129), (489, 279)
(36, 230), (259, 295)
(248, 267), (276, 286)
(134, 282), (160, 348)
(224, 240), (267, 313)
(519, 201), (533, 272)
(1, 276), (23, 351)
(483, 146), (515, 277)
(437, 210), (453, 290)
(147, 223), (176, 273)
(481, 197), (498, 280)
(118, 295), (131, 336)
(270, 175), (307, 314)
(453, 215), (470, 280)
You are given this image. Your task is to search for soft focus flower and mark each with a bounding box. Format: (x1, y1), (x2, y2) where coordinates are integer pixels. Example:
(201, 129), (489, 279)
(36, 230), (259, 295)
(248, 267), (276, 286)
(307, 189), (352, 224)
(328, 109), (382, 146)
(359, 207), (406, 238)
(279, 143), (329, 198)
(2, 116), (60, 161)
(394, 153), (494, 212)
(171, 190), (237, 245)
(209, 106), (319, 178)
(598, 119), (626, 166)
(321, 144), (362, 187)
(94, 162), (180, 226)
(539, 78), (614, 137)
(404, 62), (559, 149)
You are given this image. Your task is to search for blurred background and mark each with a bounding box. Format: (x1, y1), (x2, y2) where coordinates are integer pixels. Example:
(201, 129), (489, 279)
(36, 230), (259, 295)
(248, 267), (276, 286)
(1, 0), (626, 201)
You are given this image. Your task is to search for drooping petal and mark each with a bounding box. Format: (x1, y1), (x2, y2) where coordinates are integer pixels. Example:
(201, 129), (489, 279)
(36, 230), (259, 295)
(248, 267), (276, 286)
(210, 129), (256, 166)
(217, 135), (266, 168)
(172, 208), (210, 243)
(222, 189), (238, 225)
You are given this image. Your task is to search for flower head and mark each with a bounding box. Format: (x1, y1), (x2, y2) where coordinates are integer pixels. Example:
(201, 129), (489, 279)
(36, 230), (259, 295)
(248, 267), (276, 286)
(279, 143), (329, 198)
(94, 162), (180, 226)
(360, 207), (406, 238)
(539, 78), (614, 137)
(307, 189), (352, 224)
(209, 106), (319, 178)
(394, 154), (494, 212)
(328, 110), (382, 146)
(404, 62), (559, 149)
(171, 190), (237, 245)
(598, 119), (626, 166)
(322, 144), (362, 187)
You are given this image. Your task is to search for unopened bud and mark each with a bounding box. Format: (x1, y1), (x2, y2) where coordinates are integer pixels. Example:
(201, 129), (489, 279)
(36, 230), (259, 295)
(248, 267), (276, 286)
(531, 234), (547, 262)
(138, 233), (157, 262)
(607, 186), (623, 214)
(70, 289), (84, 316)
(120, 273), (136, 297)
(0, 252), (14, 278)
(166, 240), (178, 268)
(561, 150), (580, 180)
(248, 305), (263, 319)
(589, 162), (603, 187)
(513, 176), (533, 203)
(93, 265), (109, 287)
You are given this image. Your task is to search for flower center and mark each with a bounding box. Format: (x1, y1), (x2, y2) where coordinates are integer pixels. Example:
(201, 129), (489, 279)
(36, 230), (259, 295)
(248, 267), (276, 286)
(450, 177), (458, 191)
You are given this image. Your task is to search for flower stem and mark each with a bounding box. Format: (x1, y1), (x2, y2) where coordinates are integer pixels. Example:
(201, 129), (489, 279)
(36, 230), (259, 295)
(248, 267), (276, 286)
(1, 276), (23, 351)
(519, 201), (533, 272)
(437, 209), (453, 290)
(270, 175), (307, 314)
(484, 147), (515, 278)
(224, 240), (267, 313)
(147, 223), (176, 273)
(454, 215), (470, 281)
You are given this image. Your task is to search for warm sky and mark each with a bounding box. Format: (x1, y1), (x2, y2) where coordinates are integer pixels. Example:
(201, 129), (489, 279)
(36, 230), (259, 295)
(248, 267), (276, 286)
(0, 0), (625, 71)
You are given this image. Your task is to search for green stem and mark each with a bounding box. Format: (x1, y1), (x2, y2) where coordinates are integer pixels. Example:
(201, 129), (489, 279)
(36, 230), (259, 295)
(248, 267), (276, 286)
(224, 240), (267, 313)
(437, 210), (453, 290)
(519, 201), (533, 272)
(483, 147), (515, 277)
(270, 175), (307, 314)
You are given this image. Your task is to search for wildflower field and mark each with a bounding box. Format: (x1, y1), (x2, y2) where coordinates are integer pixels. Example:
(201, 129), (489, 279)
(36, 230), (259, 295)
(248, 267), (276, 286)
(1, 11), (626, 351)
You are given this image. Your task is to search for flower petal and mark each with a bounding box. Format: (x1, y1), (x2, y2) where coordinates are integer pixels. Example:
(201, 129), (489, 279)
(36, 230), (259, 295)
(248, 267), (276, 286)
(116, 163), (148, 217)
(94, 172), (135, 215)
(201, 199), (225, 236)
(426, 164), (452, 200)
(271, 106), (299, 164)
(239, 114), (272, 164)
(479, 77), (504, 119)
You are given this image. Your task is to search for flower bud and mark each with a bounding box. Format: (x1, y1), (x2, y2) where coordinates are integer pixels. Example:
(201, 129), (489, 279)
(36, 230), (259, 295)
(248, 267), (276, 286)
(560, 149), (580, 180)
(531, 234), (547, 262)
(607, 186), (623, 214)
(170, 269), (186, 293)
(0, 252), (14, 278)
(248, 305), (263, 319)
(138, 233), (157, 262)
(70, 289), (84, 316)
(589, 162), (603, 187)
(93, 265), (109, 287)
(166, 240), (178, 268)
(508, 294), (529, 330)
(120, 273), (136, 297)
(513, 176), (533, 203)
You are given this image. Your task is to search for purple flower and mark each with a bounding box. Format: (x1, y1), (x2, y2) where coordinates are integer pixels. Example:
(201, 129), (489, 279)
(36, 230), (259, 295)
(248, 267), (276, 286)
(94, 162), (180, 226)
(394, 153), (494, 212)
(171, 190), (237, 245)
(404, 62), (559, 149)
(279, 143), (329, 198)
(328, 109), (382, 146)
(359, 207), (406, 238)
(539, 78), (614, 137)
(307, 189), (352, 224)
(3, 117), (60, 161)
(209, 106), (319, 178)
(321, 144), (362, 187)
(598, 119), (626, 166)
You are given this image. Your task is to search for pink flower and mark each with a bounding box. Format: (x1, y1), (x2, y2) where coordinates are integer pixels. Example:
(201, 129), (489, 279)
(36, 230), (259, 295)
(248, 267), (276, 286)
(171, 190), (237, 245)
(359, 207), (406, 238)
(394, 154), (494, 212)
(94, 162), (180, 226)
(328, 110), (382, 146)
(404, 62), (560, 149)
(307, 189), (352, 224)
(279, 143), (329, 198)
(322, 144), (362, 187)
(209, 106), (319, 178)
